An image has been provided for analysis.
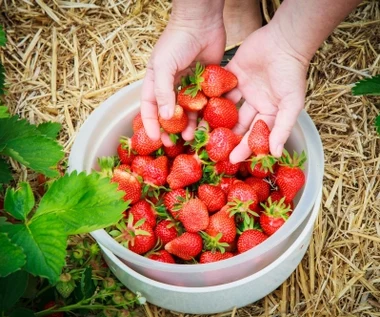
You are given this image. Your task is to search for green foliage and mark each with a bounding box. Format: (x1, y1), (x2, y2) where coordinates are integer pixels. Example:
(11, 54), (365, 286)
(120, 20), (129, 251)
(0, 271), (28, 313)
(352, 75), (380, 135)
(0, 233), (26, 277)
(0, 25), (6, 46)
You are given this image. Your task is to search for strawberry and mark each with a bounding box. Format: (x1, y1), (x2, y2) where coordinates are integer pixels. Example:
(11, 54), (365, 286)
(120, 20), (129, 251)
(260, 197), (292, 236)
(163, 138), (186, 158)
(205, 206), (236, 244)
(165, 232), (203, 260)
(132, 112), (144, 132)
(276, 150), (307, 203)
(248, 120), (270, 156)
(43, 301), (64, 317)
(177, 85), (208, 112)
(111, 214), (157, 255)
(142, 155), (169, 187)
(199, 251), (234, 263)
(203, 97), (238, 129)
(246, 160), (272, 178)
(131, 127), (162, 155)
(237, 229), (268, 253)
(154, 219), (179, 245)
(178, 198), (209, 233)
(206, 128), (240, 162)
(227, 181), (259, 213)
(218, 176), (238, 194)
(55, 273), (75, 298)
(111, 167), (142, 204)
(163, 188), (187, 218)
(244, 177), (271, 202)
(269, 191), (294, 210)
(117, 141), (136, 165)
(166, 153), (203, 189)
(147, 249), (175, 263)
(214, 159), (241, 176)
(131, 155), (154, 177)
(128, 200), (157, 228)
(159, 104), (188, 134)
(197, 184), (226, 212)
(188, 62), (238, 98)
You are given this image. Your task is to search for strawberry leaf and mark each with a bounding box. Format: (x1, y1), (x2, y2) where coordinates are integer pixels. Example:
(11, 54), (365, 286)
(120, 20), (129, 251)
(0, 270), (29, 313)
(0, 115), (64, 178)
(34, 171), (129, 235)
(0, 26), (6, 47)
(0, 218), (67, 284)
(352, 75), (380, 96)
(375, 115), (380, 135)
(0, 64), (5, 96)
(36, 122), (62, 140)
(0, 106), (9, 118)
(4, 182), (35, 221)
(0, 157), (12, 184)
(0, 232), (26, 277)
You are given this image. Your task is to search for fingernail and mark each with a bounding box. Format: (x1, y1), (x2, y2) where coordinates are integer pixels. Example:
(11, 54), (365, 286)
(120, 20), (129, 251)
(275, 145), (283, 157)
(159, 106), (170, 120)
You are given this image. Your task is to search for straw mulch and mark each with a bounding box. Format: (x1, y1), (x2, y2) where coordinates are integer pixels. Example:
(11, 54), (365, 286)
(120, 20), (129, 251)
(1, 0), (379, 316)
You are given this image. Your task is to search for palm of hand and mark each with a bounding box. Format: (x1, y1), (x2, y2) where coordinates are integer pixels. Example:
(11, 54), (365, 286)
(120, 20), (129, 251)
(226, 25), (309, 161)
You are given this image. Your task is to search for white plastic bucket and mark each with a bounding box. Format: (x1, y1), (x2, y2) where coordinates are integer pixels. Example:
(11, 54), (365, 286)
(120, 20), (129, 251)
(68, 79), (324, 287)
(100, 190), (322, 315)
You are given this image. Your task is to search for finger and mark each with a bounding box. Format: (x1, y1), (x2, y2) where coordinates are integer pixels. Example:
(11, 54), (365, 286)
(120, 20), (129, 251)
(269, 93), (305, 157)
(161, 132), (175, 147)
(229, 131), (251, 164)
(153, 59), (177, 120)
(224, 87), (242, 104)
(140, 68), (161, 141)
(181, 111), (198, 141)
(232, 101), (258, 136)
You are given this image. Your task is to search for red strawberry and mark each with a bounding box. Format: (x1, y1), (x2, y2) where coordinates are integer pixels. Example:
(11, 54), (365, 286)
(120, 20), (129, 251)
(128, 200), (157, 228)
(276, 150), (306, 203)
(205, 207), (236, 244)
(244, 177), (271, 202)
(269, 191), (294, 210)
(214, 159), (241, 176)
(197, 184), (226, 212)
(248, 119), (270, 156)
(165, 232), (203, 260)
(203, 97), (238, 129)
(163, 138), (186, 158)
(159, 104), (188, 134)
(189, 62), (238, 98)
(218, 176), (238, 194)
(237, 229), (268, 253)
(206, 128), (240, 162)
(43, 301), (64, 317)
(199, 251), (234, 263)
(142, 155), (169, 187)
(117, 140), (136, 165)
(166, 153), (203, 189)
(111, 167), (142, 204)
(131, 127), (162, 155)
(178, 198), (209, 233)
(131, 155), (154, 177)
(260, 197), (292, 236)
(132, 112), (144, 132)
(154, 219), (179, 245)
(163, 188), (187, 218)
(227, 181), (259, 213)
(147, 249), (175, 263)
(177, 85), (208, 112)
(246, 160), (272, 178)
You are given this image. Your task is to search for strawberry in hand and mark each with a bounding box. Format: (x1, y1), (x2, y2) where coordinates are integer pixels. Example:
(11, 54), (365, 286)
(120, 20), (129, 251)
(158, 104), (188, 134)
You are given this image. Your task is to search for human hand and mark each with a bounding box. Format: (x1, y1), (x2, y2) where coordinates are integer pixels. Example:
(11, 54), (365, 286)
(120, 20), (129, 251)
(225, 22), (310, 163)
(140, 1), (226, 146)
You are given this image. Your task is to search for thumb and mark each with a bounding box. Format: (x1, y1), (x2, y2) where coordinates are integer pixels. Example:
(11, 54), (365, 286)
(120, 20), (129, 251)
(269, 93), (304, 157)
(153, 60), (177, 120)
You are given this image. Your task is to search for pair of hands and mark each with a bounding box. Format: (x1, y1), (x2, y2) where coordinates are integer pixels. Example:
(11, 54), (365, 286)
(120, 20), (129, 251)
(140, 17), (309, 163)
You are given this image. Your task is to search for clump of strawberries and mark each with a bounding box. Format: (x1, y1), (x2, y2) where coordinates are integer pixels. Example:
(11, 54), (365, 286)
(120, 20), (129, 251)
(102, 62), (307, 264)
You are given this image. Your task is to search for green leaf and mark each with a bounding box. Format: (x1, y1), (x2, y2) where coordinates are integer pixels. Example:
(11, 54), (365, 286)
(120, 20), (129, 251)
(0, 106), (9, 118)
(0, 157), (12, 184)
(34, 172), (128, 235)
(0, 232), (26, 277)
(0, 26), (6, 46)
(4, 182), (35, 221)
(376, 115), (380, 135)
(3, 219), (67, 285)
(36, 122), (62, 140)
(0, 64), (5, 96)
(352, 75), (380, 96)
(0, 270), (28, 313)
(10, 308), (35, 317)
(0, 116), (64, 177)
(74, 267), (95, 301)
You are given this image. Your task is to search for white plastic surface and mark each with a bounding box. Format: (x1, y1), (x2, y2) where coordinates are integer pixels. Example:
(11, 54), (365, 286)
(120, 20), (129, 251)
(101, 190), (322, 314)
(68, 79), (324, 287)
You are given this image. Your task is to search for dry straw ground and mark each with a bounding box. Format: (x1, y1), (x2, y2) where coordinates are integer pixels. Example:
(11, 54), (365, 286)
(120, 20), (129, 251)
(1, 0), (379, 316)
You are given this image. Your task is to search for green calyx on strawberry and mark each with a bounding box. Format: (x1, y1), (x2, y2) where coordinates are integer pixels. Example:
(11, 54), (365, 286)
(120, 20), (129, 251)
(259, 196), (292, 236)
(200, 231), (230, 254)
(97, 155), (118, 178)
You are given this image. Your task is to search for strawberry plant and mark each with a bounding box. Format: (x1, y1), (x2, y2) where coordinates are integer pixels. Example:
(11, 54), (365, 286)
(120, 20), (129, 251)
(352, 74), (380, 135)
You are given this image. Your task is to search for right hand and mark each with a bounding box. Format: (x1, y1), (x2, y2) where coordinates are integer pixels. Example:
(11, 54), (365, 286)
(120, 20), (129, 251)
(140, 11), (226, 145)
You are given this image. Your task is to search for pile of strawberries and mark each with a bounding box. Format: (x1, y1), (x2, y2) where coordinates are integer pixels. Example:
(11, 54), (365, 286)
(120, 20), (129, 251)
(102, 62), (307, 264)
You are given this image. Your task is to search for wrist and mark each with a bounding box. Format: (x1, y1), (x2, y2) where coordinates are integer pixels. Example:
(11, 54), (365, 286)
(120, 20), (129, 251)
(170, 0), (225, 29)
